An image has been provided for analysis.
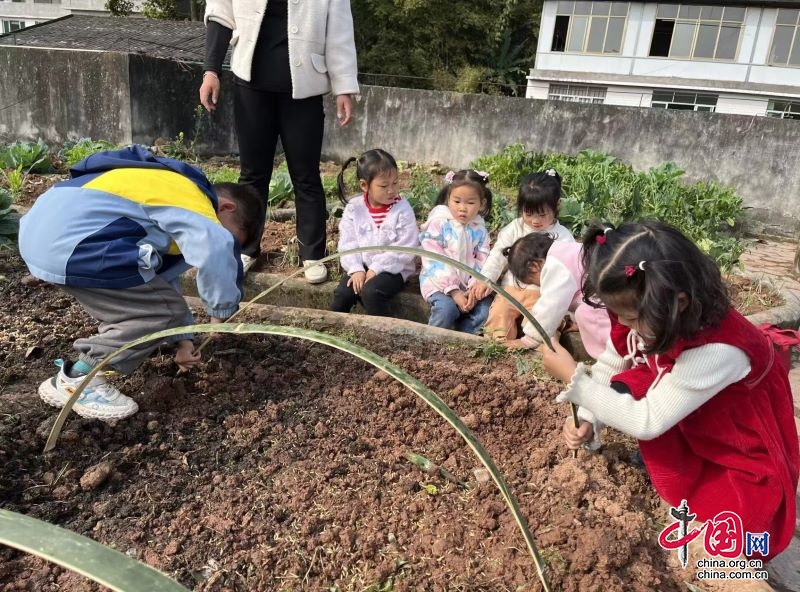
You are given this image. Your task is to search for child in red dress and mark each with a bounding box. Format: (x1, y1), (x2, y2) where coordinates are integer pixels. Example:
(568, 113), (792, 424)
(550, 220), (799, 562)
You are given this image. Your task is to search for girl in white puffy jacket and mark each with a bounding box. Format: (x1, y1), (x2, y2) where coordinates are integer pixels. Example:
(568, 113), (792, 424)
(330, 149), (419, 317)
(419, 170), (493, 334)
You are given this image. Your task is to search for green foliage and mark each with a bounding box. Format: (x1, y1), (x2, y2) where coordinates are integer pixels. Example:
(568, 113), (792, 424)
(205, 165), (239, 184)
(105, 0), (134, 15)
(351, 0), (541, 96)
(0, 509), (188, 591)
(1, 165), (25, 201)
(0, 139), (51, 173)
(471, 145), (746, 270)
(269, 171), (294, 208)
(0, 188), (19, 249)
(60, 138), (116, 167)
(142, 0), (179, 19)
(405, 167), (439, 219)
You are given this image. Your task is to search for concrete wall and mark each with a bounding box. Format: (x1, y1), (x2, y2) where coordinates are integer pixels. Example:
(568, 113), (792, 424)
(325, 85), (800, 236)
(0, 46), (798, 235)
(0, 46), (131, 144)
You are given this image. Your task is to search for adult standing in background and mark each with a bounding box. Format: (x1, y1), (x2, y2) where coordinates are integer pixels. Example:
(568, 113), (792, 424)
(199, 0), (359, 283)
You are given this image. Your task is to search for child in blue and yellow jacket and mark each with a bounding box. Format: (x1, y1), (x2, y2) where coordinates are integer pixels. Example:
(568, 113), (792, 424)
(19, 145), (263, 420)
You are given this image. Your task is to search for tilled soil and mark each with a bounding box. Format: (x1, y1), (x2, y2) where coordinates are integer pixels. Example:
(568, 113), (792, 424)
(0, 251), (690, 591)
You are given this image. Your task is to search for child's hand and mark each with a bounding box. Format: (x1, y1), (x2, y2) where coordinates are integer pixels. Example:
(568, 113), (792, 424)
(175, 340), (201, 372)
(348, 271), (366, 294)
(364, 270), (377, 283)
(451, 291), (471, 313)
(463, 290), (476, 312)
(542, 337), (578, 383)
(563, 418), (594, 450)
(504, 338), (531, 349)
(471, 282), (493, 301)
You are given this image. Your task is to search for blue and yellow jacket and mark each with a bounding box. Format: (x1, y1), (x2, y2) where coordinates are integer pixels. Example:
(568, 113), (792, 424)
(19, 146), (243, 319)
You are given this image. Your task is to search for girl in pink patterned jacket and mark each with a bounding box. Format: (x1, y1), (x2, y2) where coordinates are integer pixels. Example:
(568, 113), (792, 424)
(419, 170), (493, 334)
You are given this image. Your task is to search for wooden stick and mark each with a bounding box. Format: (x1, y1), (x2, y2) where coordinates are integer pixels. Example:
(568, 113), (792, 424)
(570, 402), (580, 459)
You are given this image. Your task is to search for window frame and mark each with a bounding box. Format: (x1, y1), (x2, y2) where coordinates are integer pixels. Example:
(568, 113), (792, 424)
(649, 4), (746, 62)
(766, 99), (800, 119)
(548, 83), (608, 104)
(552, 2), (630, 56)
(1, 19), (26, 33)
(768, 8), (800, 67)
(651, 89), (719, 112)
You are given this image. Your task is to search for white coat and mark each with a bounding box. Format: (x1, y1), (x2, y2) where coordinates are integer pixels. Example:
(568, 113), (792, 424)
(205, 0), (360, 99)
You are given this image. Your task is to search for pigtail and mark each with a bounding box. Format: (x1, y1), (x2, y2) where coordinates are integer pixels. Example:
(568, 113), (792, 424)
(580, 222), (614, 306)
(502, 246), (512, 258)
(337, 157), (358, 206)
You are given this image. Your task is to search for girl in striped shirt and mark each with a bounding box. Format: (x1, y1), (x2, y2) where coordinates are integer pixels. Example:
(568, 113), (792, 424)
(330, 149), (419, 317)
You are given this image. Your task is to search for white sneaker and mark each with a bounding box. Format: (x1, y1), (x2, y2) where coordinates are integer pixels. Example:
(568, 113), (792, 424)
(303, 260), (328, 284)
(241, 254), (256, 273)
(38, 362), (138, 420)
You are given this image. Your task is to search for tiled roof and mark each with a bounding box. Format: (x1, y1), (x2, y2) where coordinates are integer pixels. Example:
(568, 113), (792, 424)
(0, 15), (224, 64)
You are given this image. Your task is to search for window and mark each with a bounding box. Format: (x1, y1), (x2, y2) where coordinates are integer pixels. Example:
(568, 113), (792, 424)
(651, 90), (718, 111)
(649, 4), (745, 61)
(548, 83), (608, 104)
(770, 9), (800, 67)
(1, 19), (25, 33)
(551, 2), (629, 54)
(766, 100), (800, 119)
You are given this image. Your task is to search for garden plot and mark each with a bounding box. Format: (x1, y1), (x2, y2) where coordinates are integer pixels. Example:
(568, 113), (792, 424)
(1, 251), (687, 591)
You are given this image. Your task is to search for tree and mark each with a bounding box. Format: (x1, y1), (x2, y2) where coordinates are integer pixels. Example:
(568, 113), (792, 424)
(105, 0), (135, 16)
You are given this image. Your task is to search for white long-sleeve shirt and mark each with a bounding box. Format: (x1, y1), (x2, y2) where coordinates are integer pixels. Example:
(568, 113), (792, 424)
(559, 337), (751, 442)
(337, 195), (419, 280)
(480, 218), (574, 288)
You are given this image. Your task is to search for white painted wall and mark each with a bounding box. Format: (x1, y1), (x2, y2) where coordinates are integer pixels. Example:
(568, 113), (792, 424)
(606, 85), (653, 108)
(716, 94), (770, 115)
(525, 80), (550, 100)
(0, 0), (140, 23)
(533, 1), (800, 93)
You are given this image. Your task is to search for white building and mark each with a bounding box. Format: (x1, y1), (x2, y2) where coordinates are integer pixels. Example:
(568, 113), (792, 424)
(0, 0), (140, 35)
(527, 0), (800, 118)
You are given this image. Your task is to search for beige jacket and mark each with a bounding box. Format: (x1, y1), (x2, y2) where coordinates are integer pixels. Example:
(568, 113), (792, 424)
(205, 0), (359, 99)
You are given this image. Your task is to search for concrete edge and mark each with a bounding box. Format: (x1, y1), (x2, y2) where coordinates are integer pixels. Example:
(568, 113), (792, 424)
(743, 272), (800, 330)
(183, 296), (484, 348)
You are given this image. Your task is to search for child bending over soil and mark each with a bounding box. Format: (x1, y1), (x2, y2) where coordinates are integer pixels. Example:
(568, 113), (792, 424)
(503, 233), (610, 358)
(19, 146), (263, 420)
(550, 220), (799, 563)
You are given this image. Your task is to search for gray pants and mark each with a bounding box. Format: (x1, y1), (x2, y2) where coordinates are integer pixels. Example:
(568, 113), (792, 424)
(61, 277), (192, 375)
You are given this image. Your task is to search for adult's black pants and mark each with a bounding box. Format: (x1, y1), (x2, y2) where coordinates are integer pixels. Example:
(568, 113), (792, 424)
(234, 84), (327, 261)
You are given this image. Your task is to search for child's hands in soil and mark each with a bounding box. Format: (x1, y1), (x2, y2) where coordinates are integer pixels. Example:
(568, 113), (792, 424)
(564, 418), (593, 449)
(175, 339), (201, 372)
(348, 271), (366, 294)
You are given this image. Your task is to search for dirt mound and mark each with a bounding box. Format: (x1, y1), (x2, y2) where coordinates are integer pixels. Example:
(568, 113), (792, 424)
(0, 253), (684, 590)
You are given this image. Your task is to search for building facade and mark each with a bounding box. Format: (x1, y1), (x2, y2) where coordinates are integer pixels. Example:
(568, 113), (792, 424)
(0, 0), (140, 34)
(527, 0), (800, 118)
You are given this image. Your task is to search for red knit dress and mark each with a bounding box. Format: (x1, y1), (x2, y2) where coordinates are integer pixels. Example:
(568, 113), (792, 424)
(608, 309), (799, 561)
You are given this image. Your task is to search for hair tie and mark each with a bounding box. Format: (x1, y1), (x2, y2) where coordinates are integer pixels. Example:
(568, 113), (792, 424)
(546, 168), (557, 177)
(445, 171), (455, 184)
(474, 170), (489, 182)
(595, 227), (612, 245)
(624, 261), (646, 277)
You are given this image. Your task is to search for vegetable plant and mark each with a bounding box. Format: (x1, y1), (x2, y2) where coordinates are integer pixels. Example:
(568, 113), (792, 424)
(0, 187), (19, 249)
(60, 138), (116, 167)
(472, 145), (747, 270)
(0, 139), (52, 174)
